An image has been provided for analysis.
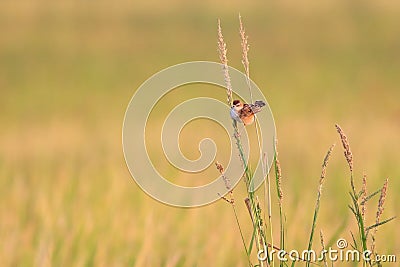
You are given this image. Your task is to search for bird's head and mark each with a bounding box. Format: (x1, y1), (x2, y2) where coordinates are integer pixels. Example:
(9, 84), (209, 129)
(232, 99), (243, 110)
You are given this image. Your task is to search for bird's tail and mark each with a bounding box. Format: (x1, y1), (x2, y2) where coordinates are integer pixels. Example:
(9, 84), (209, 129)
(251, 100), (266, 113)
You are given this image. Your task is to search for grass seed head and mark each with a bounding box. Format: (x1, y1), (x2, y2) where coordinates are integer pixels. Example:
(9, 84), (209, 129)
(217, 19), (233, 107)
(376, 178), (388, 224)
(361, 173), (367, 219)
(239, 14), (250, 79)
(335, 124), (354, 172)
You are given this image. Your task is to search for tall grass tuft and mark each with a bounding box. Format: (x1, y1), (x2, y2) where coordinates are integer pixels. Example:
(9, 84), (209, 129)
(335, 124), (395, 266)
(218, 18), (268, 267)
(216, 19), (394, 267)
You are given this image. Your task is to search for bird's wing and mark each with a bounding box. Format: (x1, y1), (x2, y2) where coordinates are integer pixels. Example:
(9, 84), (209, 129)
(239, 104), (254, 117)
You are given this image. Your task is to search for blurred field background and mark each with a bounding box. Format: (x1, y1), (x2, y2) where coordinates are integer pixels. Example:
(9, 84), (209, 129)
(0, 0), (399, 266)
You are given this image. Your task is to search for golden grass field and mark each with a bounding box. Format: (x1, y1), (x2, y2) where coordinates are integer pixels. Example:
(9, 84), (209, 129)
(0, 1), (399, 266)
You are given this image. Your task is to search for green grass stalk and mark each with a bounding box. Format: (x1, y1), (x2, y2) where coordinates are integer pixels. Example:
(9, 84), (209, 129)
(306, 144), (335, 267)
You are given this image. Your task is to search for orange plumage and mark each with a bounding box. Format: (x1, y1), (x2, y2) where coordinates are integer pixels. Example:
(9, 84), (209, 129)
(230, 99), (266, 126)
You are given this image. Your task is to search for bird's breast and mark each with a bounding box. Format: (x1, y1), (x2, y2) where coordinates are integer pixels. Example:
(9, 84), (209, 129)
(230, 108), (242, 122)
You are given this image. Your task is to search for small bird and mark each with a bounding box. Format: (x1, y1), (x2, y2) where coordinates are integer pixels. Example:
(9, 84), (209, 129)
(230, 99), (266, 125)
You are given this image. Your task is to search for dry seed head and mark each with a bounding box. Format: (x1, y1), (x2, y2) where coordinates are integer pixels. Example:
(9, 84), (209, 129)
(318, 144), (335, 199)
(215, 161), (231, 190)
(320, 144), (335, 181)
(319, 230), (326, 249)
(376, 178), (388, 224)
(239, 14), (250, 79)
(274, 138), (283, 203)
(217, 19), (227, 66)
(361, 173), (367, 220)
(217, 19), (233, 107)
(371, 178), (389, 254)
(276, 158), (283, 203)
(215, 161), (224, 173)
(335, 124), (354, 172)
(244, 197), (254, 223)
(319, 230), (328, 267)
(239, 14), (254, 103)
